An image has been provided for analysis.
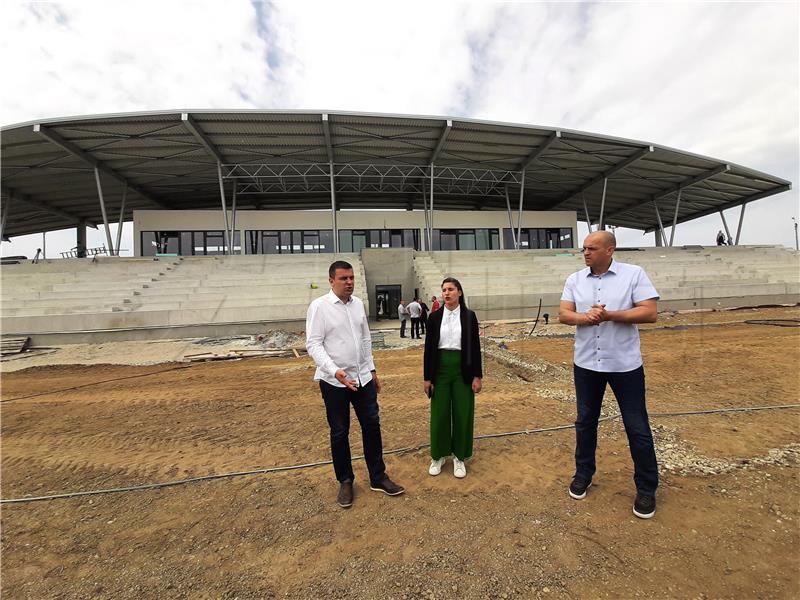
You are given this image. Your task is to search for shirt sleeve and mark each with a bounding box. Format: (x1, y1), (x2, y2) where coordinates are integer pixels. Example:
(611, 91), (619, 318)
(561, 273), (576, 302)
(632, 267), (660, 303)
(305, 300), (339, 377)
(359, 301), (376, 372)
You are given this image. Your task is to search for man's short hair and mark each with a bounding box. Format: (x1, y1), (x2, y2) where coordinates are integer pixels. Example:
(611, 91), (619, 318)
(329, 260), (353, 278)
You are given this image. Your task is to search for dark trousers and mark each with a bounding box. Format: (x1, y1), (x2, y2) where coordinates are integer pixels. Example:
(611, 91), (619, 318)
(320, 379), (387, 485)
(400, 319), (407, 337)
(419, 315), (427, 334)
(410, 317), (421, 338)
(573, 364), (658, 495)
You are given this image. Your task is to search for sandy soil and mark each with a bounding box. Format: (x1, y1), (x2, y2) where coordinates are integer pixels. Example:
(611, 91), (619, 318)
(1, 307), (799, 599)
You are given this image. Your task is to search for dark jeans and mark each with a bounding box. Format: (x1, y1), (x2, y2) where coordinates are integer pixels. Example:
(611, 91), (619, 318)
(320, 379), (387, 485)
(419, 315), (427, 334)
(400, 319), (407, 337)
(410, 317), (421, 338)
(573, 364), (658, 495)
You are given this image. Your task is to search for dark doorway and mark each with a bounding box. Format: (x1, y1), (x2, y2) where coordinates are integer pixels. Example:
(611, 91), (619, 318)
(375, 285), (401, 320)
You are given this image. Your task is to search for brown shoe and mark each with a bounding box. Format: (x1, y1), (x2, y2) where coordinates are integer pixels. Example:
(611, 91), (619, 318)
(369, 477), (405, 496)
(337, 481), (354, 508)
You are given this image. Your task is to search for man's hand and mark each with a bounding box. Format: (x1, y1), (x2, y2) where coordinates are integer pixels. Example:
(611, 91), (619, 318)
(423, 380), (434, 398)
(372, 372), (381, 393)
(587, 303), (607, 323)
(472, 377), (482, 394)
(335, 369), (358, 391)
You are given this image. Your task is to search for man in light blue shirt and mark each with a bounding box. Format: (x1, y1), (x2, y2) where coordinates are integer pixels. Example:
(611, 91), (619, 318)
(560, 231), (660, 519)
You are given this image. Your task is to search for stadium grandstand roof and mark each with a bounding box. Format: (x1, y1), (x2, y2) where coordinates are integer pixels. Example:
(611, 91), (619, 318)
(0, 109), (792, 239)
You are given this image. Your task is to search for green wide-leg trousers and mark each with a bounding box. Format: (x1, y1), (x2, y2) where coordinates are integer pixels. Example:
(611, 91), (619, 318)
(430, 350), (475, 460)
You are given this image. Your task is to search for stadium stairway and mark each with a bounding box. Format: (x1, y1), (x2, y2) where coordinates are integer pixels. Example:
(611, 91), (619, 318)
(414, 245), (800, 320)
(0, 254), (367, 343)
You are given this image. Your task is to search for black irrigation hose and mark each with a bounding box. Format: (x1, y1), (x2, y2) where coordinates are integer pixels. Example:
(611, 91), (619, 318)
(0, 364), (195, 403)
(3, 404), (798, 506)
(743, 319), (800, 327)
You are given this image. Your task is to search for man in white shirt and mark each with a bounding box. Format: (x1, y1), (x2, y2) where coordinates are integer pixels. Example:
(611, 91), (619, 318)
(559, 231), (660, 519)
(306, 260), (405, 508)
(407, 298), (423, 339)
(397, 300), (408, 338)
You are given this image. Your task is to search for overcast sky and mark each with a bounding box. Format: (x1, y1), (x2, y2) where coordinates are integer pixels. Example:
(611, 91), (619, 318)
(1, 0), (798, 257)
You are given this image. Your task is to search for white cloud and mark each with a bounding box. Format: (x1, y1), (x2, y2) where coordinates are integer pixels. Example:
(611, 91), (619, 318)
(1, 0), (797, 257)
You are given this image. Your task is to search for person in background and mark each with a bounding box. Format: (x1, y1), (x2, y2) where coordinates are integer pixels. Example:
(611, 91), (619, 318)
(407, 298), (423, 339)
(431, 295), (441, 312)
(716, 230), (726, 246)
(423, 277), (483, 479)
(418, 298), (429, 335)
(559, 231), (660, 519)
(306, 260), (405, 508)
(398, 300), (408, 338)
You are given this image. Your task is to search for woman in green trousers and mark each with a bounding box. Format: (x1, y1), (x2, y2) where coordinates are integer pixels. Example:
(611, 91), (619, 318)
(423, 278), (483, 478)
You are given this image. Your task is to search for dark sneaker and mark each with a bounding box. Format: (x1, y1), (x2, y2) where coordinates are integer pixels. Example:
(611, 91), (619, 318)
(633, 493), (656, 519)
(337, 481), (354, 508)
(568, 476), (592, 500)
(370, 477), (405, 496)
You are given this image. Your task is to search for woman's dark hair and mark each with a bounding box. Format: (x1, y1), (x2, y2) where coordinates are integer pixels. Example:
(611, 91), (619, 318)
(441, 277), (466, 308)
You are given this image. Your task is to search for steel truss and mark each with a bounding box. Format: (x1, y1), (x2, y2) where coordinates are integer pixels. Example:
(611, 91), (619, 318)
(223, 163), (524, 197)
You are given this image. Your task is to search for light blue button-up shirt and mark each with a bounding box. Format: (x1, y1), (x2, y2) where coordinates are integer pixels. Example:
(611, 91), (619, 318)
(561, 259), (659, 373)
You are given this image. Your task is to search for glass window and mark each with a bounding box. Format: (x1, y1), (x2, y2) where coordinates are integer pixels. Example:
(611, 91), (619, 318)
(339, 230), (353, 253)
(141, 232), (156, 256)
(458, 230), (476, 250)
(319, 230), (334, 253)
(205, 231), (225, 255)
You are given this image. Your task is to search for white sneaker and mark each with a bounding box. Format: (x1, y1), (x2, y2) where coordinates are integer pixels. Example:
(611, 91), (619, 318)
(428, 457), (446, 476)
(453, 458), (467, 478)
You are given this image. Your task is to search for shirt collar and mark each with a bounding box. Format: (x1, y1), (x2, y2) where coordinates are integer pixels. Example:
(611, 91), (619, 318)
(444, 304), (461, 316)
(327, 289), (352, 305)
(584, 258), (618, 277)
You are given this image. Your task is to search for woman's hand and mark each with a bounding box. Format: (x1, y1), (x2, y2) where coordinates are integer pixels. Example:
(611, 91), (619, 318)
(472, 377), (482, 394)
(423, 380), (434, 398)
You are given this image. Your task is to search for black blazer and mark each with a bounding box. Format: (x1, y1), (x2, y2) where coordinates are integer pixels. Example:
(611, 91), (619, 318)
(423, 305), (483, 384)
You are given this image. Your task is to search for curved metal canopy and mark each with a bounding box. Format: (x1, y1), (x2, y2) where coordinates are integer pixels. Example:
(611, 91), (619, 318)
(0, 109), (791, 239)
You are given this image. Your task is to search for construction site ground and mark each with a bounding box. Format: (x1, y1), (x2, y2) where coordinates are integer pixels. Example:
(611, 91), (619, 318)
(1, 306), (799, 599)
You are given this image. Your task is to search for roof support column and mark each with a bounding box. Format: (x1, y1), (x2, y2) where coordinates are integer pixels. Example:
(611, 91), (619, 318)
(94, 167), (115, 256)
(422, 185), (431, 251)
(76, 220), (87, 257)
(718, 209), (732, 244)
(216, 162), (231, 255)
(516, 170), (526, 250)
(669, 188), (683, 247)
(114, 185), (127, 256)
(0, 193), (11, 243)
(429, 164), (435, 251)
(653, 200), (668, 247)
(735, 202), (747, 245)
(329, 162), (338, 253)
(230, 180), (238, 255)
(504, 186), (517, 249)
(581, 193), (593, 235)
(597, 178), (608, 230)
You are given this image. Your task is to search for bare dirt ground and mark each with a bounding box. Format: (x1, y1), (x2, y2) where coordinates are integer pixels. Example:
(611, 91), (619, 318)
(1, 306), (799, 599)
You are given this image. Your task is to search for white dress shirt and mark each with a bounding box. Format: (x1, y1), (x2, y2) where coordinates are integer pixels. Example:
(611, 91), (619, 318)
(407, 301), (422, 318)
(561, 259), (659, 373)
(306, 290), (376, 387)
(438, 304), (462, 350)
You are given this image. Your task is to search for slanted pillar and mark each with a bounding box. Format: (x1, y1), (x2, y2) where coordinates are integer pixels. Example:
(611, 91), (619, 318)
(718, 209), (732, 244)
(597, 177), (608, 230)
(216, 162), (231, 254)
(115, 185), (127, 256)
(230, 180), (238, 254)
(735, 203), (747, 245)
(653, 200), (668, 247)
(669, 189), (683, 247)
(504, 186), (517, 249)
(94, 167), (115, 255)
(581, 193), (593, 235)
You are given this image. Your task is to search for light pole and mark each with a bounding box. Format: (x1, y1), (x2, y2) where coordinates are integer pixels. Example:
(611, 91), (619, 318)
(793, 217), (799, 251)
